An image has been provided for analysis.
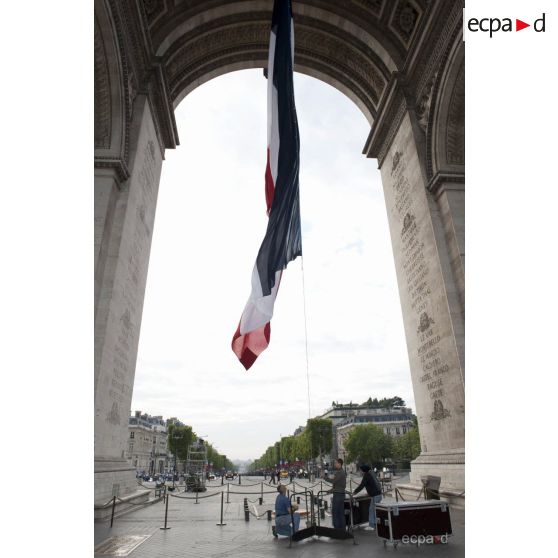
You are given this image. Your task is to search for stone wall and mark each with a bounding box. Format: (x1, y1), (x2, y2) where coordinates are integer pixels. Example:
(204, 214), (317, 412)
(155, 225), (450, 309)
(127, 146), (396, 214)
(379, 112), (464, 490)
(94, 95), (163, 503)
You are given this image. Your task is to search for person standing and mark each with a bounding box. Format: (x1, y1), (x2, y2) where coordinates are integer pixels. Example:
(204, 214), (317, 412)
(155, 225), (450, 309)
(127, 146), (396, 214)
(326, 458), (347, 530)
(352, 464), (382, 529)
(270, 469), (277, 485)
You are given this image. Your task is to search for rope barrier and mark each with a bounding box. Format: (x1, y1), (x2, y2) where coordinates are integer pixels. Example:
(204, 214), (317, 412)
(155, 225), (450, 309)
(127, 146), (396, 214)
(99, 497), (117, 509)
(115, 496), (161, 506)
(136, 481), (172, 491)
(247, 504), (274, 520)
(227, 489), (279, 495)
(209, 479), (267, 488)
(168, 490), (224, 500)
(294, 480), (330, 490)
(245, 497), (261, 503)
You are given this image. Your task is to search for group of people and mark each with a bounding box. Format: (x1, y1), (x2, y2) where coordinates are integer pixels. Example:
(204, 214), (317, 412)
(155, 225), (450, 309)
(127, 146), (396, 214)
(266, 469), (298, 484)
(273, 458), (383, 537)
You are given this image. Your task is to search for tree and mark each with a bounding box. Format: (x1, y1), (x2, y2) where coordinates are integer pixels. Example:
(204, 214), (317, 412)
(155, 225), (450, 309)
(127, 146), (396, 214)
(393, 427), (421, 461)
(280, 436), (296, 463)
(360, 396), (406, 408)
(294, 432), (309, 461)
(305, 418), (333, 459)
(344, 424), (393, 468)
(167, 423), (194, 464)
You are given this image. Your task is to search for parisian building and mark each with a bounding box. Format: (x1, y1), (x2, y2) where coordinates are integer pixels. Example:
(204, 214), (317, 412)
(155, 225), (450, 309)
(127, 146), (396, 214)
(127, 411), (169, 474)
(316, 403), (415, 464)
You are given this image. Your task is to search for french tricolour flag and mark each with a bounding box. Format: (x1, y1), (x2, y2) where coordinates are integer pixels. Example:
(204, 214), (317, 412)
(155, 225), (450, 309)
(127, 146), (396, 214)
(232, 0), (302, 370)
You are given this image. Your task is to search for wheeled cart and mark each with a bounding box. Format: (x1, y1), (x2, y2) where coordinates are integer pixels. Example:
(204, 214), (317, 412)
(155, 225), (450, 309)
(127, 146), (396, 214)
(375, 500), (452, 548)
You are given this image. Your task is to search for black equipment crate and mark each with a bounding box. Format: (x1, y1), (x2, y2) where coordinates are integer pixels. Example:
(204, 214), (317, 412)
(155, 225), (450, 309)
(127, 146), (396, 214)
(343, 494), (371, 527)
(375, 500), (452, 546)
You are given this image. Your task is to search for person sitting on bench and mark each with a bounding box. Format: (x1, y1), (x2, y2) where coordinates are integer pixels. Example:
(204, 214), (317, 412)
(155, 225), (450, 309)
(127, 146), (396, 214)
(273, 484), (300, 537)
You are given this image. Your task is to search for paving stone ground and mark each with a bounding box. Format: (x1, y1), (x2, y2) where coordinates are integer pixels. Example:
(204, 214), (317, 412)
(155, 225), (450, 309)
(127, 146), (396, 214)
(94, 476), (464, 558)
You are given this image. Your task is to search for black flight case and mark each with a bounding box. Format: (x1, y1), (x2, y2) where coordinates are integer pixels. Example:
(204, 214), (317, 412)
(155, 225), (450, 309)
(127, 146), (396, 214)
(375, 499), (452, 548)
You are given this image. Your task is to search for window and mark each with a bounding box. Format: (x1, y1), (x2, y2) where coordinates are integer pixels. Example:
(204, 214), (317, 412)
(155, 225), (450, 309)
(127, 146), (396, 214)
(130, 431), (135, 438)
(402, 427), (407, 434)
(396, 427), (400, 435)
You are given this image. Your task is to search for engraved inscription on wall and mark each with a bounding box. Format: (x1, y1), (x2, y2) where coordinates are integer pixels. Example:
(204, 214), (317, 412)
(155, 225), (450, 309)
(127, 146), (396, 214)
(390, 149), (452, 425)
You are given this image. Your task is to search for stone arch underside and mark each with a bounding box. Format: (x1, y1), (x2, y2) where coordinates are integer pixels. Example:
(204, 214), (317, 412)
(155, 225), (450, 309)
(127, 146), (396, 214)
(144, 0), (434, 126)
(95, 1), (129, 179)
(428, 32), (464, 179)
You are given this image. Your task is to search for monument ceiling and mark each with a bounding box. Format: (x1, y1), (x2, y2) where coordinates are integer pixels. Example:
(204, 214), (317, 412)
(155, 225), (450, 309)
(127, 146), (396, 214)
(96, 0), (463, 168)
(140, 0), (436, 122)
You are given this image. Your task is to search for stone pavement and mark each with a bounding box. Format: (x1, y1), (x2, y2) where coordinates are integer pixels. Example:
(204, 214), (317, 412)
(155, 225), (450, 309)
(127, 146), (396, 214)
(94, 477), (464, 558)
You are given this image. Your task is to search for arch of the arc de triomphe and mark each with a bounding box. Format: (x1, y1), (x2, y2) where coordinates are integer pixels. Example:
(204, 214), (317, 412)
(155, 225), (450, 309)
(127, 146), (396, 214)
(94, 0), (464, 512)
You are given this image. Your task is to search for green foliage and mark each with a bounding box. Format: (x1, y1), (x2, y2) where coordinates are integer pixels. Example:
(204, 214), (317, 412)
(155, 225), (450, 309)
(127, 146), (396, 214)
(166, 423), (232, 471)
(393, 427), (421, 461)
(167, 423), (194, 461)
(360, 396), (406, 408)
(344, 424), (393, 468)
(305, 418), (333, 459)
(254, 430), (312, 470)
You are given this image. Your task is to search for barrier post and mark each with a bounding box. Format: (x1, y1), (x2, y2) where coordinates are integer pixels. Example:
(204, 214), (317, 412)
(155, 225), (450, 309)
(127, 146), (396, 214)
(243, 498), (250, 522)
(195, 490), (199, 504)
(160, 490), (171, 530)
(260, 482), (263, 504)
(110, 496), (116, 528)
(216, 492), (227, 526)
(239, 474), (241, 485)
(221, 475), (224, 486)
(349, 478), (353, 492)
(226, 483), (230, 503)
(267, 510), (272, 521)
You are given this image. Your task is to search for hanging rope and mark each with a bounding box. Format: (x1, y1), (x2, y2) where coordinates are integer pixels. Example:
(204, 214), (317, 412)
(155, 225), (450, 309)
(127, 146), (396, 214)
(301, 256), (311, 420)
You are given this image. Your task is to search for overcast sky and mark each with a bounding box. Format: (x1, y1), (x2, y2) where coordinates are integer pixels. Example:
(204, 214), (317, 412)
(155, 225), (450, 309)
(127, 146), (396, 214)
(132, 69), (414, 461)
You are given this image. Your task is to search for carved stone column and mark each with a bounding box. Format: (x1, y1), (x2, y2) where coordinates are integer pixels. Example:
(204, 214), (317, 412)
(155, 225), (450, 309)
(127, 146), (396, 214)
(366, 83), (465, 492)
(94, 94), (163, 505)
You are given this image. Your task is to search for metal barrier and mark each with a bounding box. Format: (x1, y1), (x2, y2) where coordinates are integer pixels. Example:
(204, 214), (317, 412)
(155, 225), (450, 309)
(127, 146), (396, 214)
(160, 489), (171, 530)
(216, 492), (226, 526)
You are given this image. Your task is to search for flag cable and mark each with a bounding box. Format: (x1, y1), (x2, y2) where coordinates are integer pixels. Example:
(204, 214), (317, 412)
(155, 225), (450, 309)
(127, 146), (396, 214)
(300, 255), (311, 420)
